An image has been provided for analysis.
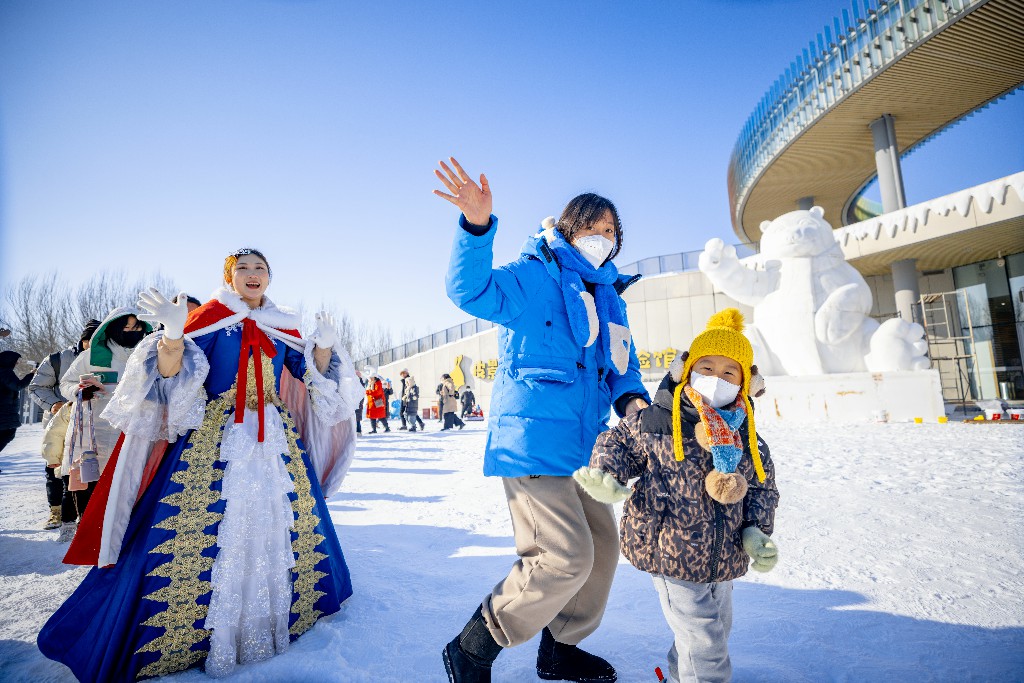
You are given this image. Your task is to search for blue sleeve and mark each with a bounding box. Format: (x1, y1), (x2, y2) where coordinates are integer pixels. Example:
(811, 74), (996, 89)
(284, 344), (306, 381)
(445, 215), (540, 325)
(606, 307), (651, 417)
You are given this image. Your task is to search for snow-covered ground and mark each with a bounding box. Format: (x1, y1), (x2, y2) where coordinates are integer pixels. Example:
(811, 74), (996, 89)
(1, 418), (1023, 682)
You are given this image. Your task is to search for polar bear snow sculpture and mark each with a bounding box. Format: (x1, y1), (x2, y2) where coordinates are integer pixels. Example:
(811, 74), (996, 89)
(698, 207), (930, 376)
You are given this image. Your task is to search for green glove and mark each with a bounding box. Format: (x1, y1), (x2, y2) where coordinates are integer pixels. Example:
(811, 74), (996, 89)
(572, 467), (632, 504)
(742, 526), (779, 572)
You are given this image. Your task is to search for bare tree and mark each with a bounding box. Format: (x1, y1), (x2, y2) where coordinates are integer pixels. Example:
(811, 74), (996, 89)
(0, 270), (177, 363)
(295, 300), (410, 364)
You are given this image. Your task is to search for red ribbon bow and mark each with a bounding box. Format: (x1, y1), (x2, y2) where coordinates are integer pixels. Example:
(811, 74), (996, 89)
(236, 318), (278, 442)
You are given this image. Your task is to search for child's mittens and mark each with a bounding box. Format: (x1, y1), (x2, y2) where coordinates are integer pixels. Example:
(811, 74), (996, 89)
(742, 526), (779, 572)
(573, 467), (632, 504)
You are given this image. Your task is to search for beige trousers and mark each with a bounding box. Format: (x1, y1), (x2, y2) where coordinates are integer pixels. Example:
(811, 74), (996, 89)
(482, 475), (619, 648)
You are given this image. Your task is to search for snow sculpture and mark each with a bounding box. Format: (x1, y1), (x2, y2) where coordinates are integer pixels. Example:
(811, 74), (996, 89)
(699, 207), (929, 376)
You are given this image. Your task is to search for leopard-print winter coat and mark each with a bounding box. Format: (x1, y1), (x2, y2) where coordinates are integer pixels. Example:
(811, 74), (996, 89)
(590, 373), (779, 583)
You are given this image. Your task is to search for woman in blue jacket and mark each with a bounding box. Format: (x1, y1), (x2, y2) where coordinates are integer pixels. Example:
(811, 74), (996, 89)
(434, 157), (650, 683)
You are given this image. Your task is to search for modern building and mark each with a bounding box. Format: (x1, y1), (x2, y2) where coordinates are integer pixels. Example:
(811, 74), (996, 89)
(728, 0), (1024, 403)
(364, 0), (1024, 414)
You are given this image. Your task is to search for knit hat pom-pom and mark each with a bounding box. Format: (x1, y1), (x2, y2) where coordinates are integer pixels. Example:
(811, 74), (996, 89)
(541, 216), (557, 230)
(707, 308), (745, 333)
(705, 470), (748, 505)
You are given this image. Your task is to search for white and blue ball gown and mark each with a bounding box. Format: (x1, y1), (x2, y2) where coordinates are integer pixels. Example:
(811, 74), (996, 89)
(38, 289), (362, 681)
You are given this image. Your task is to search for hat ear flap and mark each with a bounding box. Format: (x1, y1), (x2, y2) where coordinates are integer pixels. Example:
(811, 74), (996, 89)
(669, 350), (687, 383)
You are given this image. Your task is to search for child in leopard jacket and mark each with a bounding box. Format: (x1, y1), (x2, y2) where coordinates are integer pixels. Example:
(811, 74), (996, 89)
(574, 309), (780, 683)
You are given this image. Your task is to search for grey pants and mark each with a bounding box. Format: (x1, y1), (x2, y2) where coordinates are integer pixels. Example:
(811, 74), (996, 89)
(482, 475), (619, 648)
(651, 574), (733, 683)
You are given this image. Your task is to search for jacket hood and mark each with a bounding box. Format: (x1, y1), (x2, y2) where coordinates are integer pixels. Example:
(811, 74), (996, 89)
(89, 306), (153, 369)
(0, 350), (20, 369)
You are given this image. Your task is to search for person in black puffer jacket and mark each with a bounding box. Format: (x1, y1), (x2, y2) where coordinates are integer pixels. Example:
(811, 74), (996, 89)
(0, 350), (36, 462)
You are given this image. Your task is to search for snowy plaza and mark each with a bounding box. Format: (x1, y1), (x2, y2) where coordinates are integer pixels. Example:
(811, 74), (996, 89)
(2, 418), (1022, 682)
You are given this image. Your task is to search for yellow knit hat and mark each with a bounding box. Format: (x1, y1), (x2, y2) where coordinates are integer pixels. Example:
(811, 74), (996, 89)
(671, 308), (765, 482)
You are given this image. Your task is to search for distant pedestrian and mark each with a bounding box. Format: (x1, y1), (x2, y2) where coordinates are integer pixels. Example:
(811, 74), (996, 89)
(365, 370), (390, 433)
(400, 369), (425, 432)
(439, 374), (464, 431)
(398, 373), (409, 430)
(355, 372), (366, 434)
(1, 351), (36, 458)
(460, 385), (476, 418)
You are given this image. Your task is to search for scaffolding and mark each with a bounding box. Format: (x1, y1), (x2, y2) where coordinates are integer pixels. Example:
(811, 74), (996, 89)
(917, 290), (978, 404)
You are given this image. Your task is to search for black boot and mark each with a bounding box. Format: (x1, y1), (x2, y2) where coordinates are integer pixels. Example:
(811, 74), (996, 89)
(536, 628), (616, 682)
(443, 606), (502, 683)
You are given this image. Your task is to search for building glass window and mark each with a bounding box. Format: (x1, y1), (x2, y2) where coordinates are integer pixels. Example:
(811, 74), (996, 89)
(953, 254), (1024, 400)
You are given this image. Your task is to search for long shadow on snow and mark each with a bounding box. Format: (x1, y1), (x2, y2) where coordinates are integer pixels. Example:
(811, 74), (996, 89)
(330, 492), (444, 504)
(0, 638), (75, 683)
(0, 531), (79, 578)
(354, 445), (445, 454)
(321, 520), (1024, 682)
(355, 455), (443, 463)
(723, 582), (1024, 682)
(347, 466), (457, 476)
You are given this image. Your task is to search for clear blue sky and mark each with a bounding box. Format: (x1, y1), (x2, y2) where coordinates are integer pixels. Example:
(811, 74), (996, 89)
(2, 0), (1021, 342)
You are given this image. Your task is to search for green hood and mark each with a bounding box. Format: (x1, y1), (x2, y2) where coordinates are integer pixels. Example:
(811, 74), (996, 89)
(88, 306), (153, 369)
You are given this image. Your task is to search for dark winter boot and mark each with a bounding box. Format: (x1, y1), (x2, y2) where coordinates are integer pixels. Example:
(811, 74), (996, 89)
(536, 628), (616, 682)
(443, 605), (502, 683)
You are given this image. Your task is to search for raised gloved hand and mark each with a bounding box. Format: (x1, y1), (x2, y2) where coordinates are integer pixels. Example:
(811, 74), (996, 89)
(742, 526), (779, 572)
(572, 466), (632, 504)
(314, 312), (338, 349)
(137, 288), (189, 340)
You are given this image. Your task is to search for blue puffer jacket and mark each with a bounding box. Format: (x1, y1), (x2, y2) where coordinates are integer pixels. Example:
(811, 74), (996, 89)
(446, 216), (650, 478)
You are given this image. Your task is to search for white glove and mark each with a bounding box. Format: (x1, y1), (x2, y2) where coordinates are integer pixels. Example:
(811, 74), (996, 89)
(137, 289), (189, 340)
(742, 526), (779, 572)
(314, 312), (338, 349)
(572, 466), (632, 504)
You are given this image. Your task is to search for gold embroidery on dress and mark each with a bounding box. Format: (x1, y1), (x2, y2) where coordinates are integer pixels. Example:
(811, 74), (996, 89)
(135, 396), (230, 680)
(221, 354), (281, 411)
(280, 409), (328, 637)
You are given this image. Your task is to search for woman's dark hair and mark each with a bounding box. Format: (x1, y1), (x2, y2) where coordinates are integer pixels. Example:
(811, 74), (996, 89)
(556, 193), (623, 262)
(106, 315), (141, 347)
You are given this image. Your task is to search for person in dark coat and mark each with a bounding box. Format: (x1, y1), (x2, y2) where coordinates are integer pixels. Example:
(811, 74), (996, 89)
(0, 350), (36, 461)
(460, 385), (476, 418)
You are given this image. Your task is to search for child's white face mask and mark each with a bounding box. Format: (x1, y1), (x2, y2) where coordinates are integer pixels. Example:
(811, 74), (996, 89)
(574, 235), (614, 269)
(689, 370), (741, 408)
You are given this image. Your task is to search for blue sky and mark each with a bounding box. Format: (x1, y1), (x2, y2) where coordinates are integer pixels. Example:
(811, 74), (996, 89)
(1, 0), (1021, 342)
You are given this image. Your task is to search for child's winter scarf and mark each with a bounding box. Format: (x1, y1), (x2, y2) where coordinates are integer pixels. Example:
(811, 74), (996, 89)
(671, 381), (766, 483)
(541, 224), (631, 375)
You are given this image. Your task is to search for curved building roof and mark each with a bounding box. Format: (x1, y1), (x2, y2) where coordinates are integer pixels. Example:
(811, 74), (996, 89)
(728, 0), (1024, 245)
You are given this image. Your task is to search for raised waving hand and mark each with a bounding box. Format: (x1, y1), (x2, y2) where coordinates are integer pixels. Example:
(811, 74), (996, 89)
(137, 288), (189, 340)
(432, 157), (492, 226)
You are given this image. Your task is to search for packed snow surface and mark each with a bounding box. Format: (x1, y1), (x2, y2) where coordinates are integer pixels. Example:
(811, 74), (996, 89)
(1, 419), (1022, 682)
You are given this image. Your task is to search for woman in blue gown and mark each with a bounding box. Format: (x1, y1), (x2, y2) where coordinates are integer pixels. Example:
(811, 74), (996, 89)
(39, 248), (361, 681)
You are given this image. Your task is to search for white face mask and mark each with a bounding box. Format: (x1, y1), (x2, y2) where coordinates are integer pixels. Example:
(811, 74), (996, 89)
(689, 370), (741, 409)
(574, 235), (614, 269)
